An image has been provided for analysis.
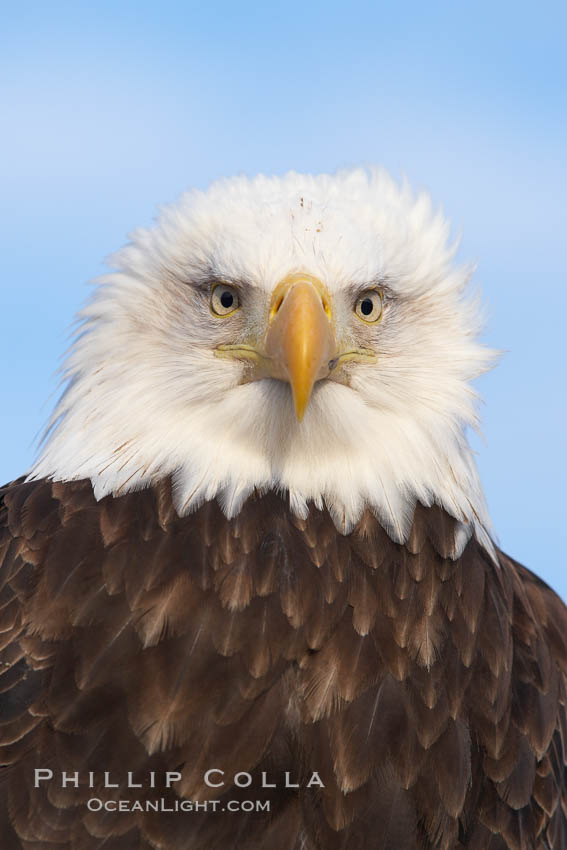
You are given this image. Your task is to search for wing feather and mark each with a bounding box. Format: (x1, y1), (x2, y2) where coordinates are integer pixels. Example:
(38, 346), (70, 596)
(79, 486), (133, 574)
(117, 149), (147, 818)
(1, 479), (567, 848)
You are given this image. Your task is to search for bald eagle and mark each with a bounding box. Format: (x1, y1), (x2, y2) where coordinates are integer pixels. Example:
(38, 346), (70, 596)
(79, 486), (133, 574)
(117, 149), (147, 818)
(1, 170), (566, 850)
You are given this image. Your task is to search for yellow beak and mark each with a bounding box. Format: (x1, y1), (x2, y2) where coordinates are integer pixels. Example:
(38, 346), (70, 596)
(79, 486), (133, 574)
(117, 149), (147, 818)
(264, 274), (336, 421)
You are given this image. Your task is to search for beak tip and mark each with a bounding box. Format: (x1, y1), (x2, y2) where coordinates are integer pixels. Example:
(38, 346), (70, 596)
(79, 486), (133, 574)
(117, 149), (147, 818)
(293, 391), (309, 423)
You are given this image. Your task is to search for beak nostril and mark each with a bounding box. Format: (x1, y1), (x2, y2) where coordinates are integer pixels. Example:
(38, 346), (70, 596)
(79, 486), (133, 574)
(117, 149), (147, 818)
(269, 296), (285, 321)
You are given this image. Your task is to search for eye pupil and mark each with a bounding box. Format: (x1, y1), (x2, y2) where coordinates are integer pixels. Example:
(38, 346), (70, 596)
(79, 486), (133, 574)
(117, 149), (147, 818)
(360, 298), (374, 316)
(220, 291), (234, 309)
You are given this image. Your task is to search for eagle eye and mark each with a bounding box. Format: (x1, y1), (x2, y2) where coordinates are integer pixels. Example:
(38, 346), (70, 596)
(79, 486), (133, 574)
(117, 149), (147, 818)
(355, 289), (383, 323)
(211, 284), (240, 317)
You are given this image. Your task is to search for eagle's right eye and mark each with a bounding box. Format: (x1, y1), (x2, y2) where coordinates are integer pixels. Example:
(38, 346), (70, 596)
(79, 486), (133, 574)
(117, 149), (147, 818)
(210, 284), (240, 317)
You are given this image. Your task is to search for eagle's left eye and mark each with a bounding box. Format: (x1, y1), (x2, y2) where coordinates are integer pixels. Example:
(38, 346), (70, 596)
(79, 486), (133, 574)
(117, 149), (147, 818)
(211, 284), (240, 317)
(355, 289), (383, 323)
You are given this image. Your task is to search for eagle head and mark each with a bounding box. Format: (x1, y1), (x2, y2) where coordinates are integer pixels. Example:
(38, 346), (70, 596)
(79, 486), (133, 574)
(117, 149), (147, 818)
(32, 169), (497, 552)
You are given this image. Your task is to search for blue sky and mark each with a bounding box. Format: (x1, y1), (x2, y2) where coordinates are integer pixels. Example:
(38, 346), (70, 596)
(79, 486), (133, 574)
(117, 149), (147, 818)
(1, 1), (566, 594)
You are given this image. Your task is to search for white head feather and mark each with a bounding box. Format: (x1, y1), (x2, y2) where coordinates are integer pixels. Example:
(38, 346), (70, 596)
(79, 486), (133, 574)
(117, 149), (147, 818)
(30, 168), (498, 556)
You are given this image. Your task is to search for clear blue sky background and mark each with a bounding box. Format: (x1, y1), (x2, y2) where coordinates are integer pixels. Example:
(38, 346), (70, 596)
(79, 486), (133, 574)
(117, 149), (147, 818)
(1, 2), (566, 594)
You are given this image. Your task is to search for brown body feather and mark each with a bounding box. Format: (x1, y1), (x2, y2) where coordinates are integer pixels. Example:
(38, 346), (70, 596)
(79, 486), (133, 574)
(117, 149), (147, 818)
(0, 477), (566, 849)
